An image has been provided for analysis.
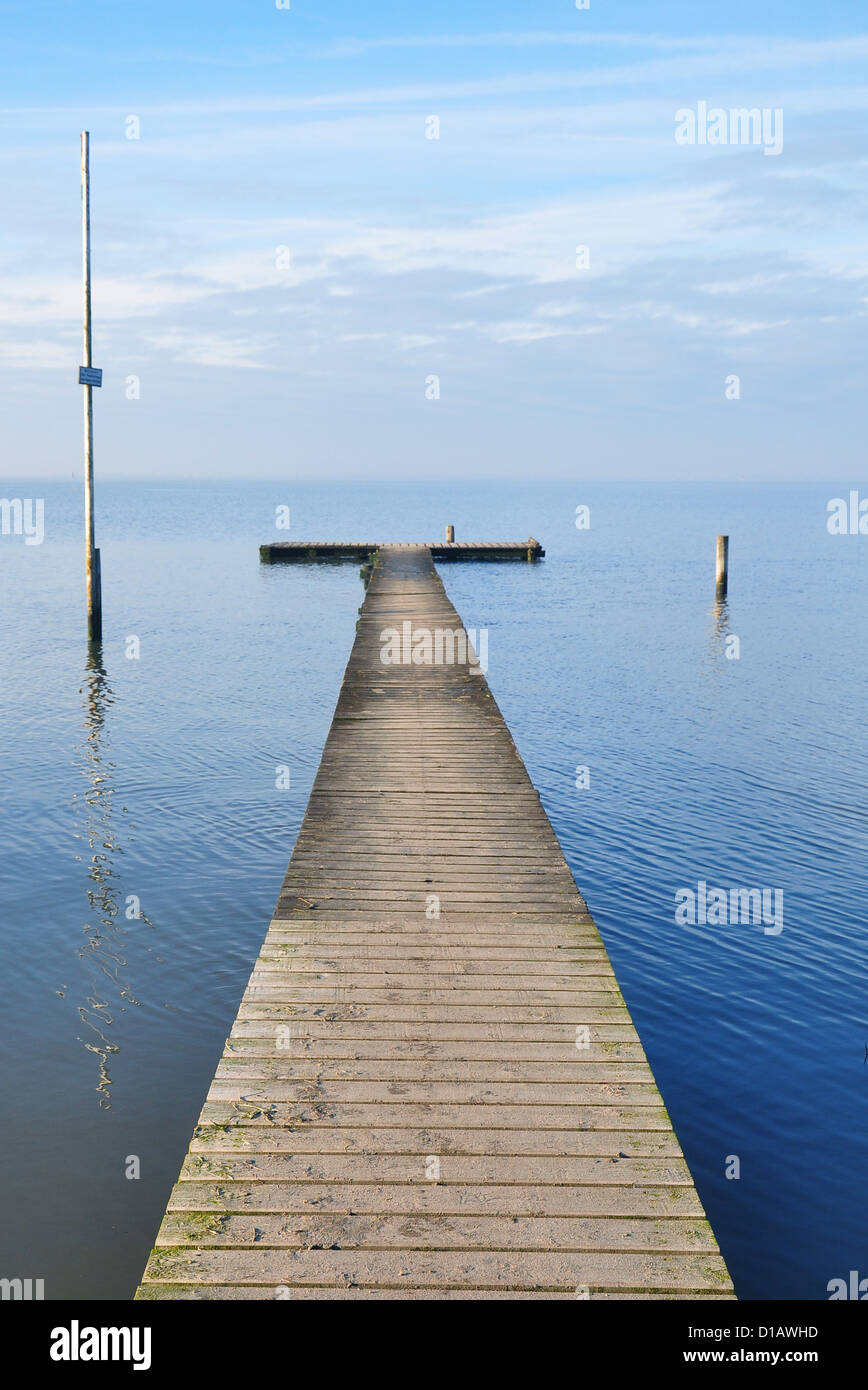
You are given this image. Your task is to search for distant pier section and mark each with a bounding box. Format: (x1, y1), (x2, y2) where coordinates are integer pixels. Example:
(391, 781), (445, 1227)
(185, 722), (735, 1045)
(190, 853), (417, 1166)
(260, 538), (545, 563)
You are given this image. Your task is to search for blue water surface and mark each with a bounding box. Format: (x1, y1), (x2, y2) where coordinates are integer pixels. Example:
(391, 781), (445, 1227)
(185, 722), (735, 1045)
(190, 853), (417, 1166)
(0, 479), (865, 1299)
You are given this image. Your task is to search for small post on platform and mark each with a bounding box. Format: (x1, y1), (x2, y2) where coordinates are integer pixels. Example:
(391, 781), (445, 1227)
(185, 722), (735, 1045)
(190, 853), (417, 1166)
(445, 525), (455, 543)
(715, 535), (729, 599)
(80, 130), (103, 643)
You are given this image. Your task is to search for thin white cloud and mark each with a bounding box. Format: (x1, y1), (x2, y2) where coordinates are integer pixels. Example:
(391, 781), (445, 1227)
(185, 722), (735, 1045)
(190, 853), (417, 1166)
(322, 31), (730, 56)
(0, 339), (74, 369)
(143, 330), (272, 368)
(320, 33), (868, 69)
(452, 283), (512, 300)
(4, 36), (868, 117)
(488, 320), (606, 344)
(0, 273), (235, 325)
(698, 272), (795, 295)
(720, 318), (792, 336)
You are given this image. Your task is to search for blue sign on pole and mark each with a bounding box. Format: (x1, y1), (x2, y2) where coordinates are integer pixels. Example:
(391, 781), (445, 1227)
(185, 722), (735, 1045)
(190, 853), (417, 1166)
(78, 366), (103, 387)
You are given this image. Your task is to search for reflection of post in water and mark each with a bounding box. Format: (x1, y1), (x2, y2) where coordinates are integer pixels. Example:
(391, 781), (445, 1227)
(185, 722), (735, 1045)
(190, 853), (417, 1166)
(706, 594), (742, 669)
(72, 641), (142, 1108)
(710, 595), (731, 647)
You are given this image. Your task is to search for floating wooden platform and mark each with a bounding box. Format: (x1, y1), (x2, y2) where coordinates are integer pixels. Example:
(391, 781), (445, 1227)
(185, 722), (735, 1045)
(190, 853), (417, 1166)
(260, 540), (545, 563)
(138, 545), (732, 1300)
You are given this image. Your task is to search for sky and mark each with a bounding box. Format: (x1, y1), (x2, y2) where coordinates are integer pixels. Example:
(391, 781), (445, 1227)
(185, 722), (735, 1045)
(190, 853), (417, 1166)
(2, 0), (867, 480)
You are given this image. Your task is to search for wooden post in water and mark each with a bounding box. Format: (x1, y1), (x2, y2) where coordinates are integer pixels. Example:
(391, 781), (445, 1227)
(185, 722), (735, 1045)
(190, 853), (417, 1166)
(715, 534), (729, 599)
(81, 131), (102, 643)
(445, 525), (455, 543)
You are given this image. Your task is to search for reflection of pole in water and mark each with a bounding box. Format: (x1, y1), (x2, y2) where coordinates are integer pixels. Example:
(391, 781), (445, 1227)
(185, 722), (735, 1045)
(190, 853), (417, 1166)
(72, 642), (143, 1108)
(705, 594), (742, 668)
(711, 595), (730, 645)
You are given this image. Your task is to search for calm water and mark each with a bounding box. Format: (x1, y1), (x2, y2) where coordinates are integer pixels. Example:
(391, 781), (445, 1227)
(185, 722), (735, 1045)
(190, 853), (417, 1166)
(1, 480), (865, 1300)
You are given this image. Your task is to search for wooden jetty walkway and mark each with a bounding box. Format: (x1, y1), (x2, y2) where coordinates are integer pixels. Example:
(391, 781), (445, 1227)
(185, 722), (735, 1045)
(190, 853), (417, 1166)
(137, 544), (732, 1300)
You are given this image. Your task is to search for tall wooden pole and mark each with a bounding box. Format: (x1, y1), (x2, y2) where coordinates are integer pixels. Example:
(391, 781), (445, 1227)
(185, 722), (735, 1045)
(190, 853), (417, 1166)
(81, 131), (102, 642)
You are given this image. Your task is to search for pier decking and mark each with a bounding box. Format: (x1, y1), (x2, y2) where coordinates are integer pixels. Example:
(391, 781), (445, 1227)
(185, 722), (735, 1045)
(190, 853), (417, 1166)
(137, 545), (732, 1300)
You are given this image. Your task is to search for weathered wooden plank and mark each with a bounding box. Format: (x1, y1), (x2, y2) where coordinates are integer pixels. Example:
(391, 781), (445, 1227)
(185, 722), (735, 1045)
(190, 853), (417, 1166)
(196, 1102), (675, 1131)
(226, 1041), (645, 1058)
(188, 1127), (681, 1157)
(203, 1080), (664, 1105)
(213, 1059), (657, 1082)
(243, 988), (623, 1006)
(140, 1247), (729, 1292)
(138, 1286), (734, 1301)
(138, 546), (731, 1301)
(156, 1213), (720, 1253)
(255, 958), (615, 975)
(236, 1005), (634, 1023)
(178, 1153), (690, 1183)
(165, 1181), (707, 1217)
(229, 1019), (641, 1039)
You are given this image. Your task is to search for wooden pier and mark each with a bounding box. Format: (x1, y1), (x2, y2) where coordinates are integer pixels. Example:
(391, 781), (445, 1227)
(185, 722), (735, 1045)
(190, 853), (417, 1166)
(137, 545), (732, 1300)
